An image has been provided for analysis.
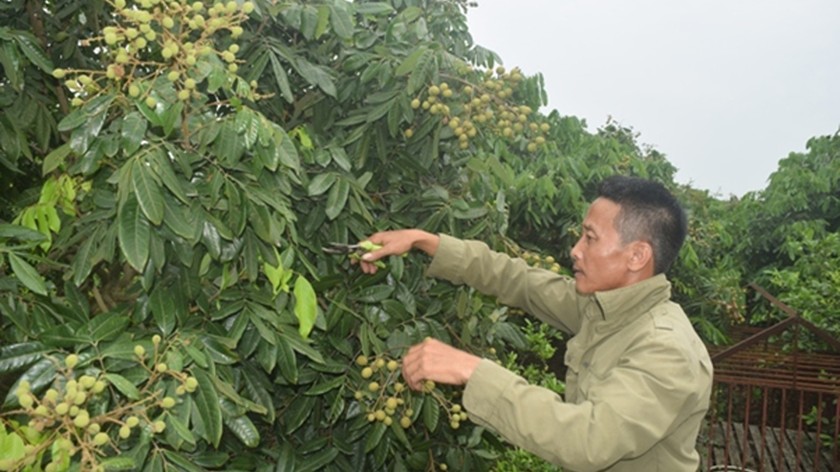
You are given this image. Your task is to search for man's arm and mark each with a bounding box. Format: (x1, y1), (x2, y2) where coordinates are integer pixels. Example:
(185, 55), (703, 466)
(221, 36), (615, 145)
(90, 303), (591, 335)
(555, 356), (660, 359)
(463, 335), (712, 470)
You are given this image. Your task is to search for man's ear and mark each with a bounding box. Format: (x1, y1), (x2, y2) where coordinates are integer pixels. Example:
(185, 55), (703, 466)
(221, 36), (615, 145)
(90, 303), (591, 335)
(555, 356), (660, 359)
(627, 241), (654, 273)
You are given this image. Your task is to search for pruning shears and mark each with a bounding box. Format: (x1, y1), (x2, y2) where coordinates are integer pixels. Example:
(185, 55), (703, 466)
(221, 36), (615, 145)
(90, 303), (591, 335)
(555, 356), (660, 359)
(323, 241), (386, 268)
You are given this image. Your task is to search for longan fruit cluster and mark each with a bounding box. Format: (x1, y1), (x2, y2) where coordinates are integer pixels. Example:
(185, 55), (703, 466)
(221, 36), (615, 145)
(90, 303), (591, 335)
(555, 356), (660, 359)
(4, 334), (198, 471)
(521, 250), (563, 274)
(351, 352), (469, 432)
(353, 354), (415, 429)
(52, 0), (256, 108)
(407, 66), (551, 153)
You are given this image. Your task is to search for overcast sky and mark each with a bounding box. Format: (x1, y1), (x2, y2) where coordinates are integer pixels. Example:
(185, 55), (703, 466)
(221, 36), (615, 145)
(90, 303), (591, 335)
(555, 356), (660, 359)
(465, 0), (840, 197)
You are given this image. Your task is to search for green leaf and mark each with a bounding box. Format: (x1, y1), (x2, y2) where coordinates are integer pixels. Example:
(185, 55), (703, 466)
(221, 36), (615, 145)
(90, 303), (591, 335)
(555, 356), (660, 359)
(325, 177), (350, 220)
(13, 32), (53, 73)
(328, 2), (354, 39)
(315, 5), (330, 39)
(0, 342), (47, 375)
(162, 450), (204, 472)
(395, 46), (427, 76)
(149, 285), (176, 335)
(118, 195), (150, 272)
(8, 253), (47, 295)
(364, 423), (387, 453)
(121, 112), (147, 156)
(42, 143), (71, 175)
(354, 3), (395, 15)
(0, 224), (46, 242)
(298, 447), (339, 472)
(276, 334), (298, 384)
(104, 373), (141, 400)
(283, 395), (315, 434)
(269, 53), (294, 103)
(296, 59), (336, 97)
(87, 312), (129, 342)
(71, 227), (97, 286)
(422, 395), (440, 432)
(167, 414), (196, 445)
(132, 159), (164, 225)
(193, 369), (223, 447)
(100, 457), (136, 471)
(293, 275), (317, 339)
(224, 414), (260, 448)
(307, 173), (336, 196)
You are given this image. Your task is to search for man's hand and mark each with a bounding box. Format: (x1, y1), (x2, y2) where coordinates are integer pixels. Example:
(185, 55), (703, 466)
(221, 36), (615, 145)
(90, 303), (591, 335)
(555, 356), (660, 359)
(358, 229), (440, 274)
(401, 338), (481, 390)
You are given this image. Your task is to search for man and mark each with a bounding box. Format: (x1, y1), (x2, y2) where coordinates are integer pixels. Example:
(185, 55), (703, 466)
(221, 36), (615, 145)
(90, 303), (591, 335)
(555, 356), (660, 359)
(359, 176), (713, 472)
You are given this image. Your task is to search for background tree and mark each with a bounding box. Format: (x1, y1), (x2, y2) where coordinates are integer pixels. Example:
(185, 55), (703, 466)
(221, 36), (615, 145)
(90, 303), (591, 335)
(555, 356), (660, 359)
(2, 0), (838, 470)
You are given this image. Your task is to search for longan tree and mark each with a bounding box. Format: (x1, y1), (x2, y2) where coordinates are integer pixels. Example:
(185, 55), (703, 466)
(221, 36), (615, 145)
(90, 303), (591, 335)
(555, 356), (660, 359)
(0, 0), (722, 471)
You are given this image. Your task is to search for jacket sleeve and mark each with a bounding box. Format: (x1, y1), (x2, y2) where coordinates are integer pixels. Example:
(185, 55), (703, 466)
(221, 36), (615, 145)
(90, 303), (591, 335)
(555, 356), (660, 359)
(463, 332), (710, 472)
(425, 234), (582, 334)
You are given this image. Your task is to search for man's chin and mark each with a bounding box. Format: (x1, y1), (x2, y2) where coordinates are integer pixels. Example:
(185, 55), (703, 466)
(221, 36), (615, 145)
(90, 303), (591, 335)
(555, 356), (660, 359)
(573, 275), (594, 295)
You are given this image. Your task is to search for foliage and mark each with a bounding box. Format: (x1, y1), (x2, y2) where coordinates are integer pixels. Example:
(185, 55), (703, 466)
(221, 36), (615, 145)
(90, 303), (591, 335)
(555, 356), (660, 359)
(0, 0), (678, 470)
(3, 0), (837, 469)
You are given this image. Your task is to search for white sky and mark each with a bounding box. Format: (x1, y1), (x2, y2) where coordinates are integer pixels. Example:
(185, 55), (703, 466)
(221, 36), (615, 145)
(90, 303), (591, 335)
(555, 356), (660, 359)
(466, 0), (840, 197)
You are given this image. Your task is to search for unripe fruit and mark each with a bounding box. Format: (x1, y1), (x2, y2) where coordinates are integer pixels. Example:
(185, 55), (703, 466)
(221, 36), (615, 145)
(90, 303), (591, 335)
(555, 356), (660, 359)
(119, 425), (131, 439)
(355, 355), (368, 366)
(55, 402), (70, 415)
(230, 26), (244, 38)
(126, 416), (140, 428)
(115, 0), (126, 8)
(450, 420), (460, 429)
(73, 391), (87, 405)
(393, 382), (405, 393)
(184, 78), (197, 89)
(92, 380), (106, 393)
(152, 334), (161, 345)
(451, 404), (462, 413)
(44, 389), (59, 403)
(360, 367), (373, 379)
(228, 64), (238, 73)
(162, 16), (175, 29)
(429, 85), (440, 96)
(34, 405), (49, 416)
(18, 393), (33, 409)
(161, 397), (176, 408)
(374, 358), (385, 369)
(153, 420), (166, 433)
(69, 405), (80, 416)
(411, 98), (420, 109)
(87, 423), (101, 434)
(423, 380), (435, 393)
(540, 123), (550, 132)
(73, 410), (90, 428)
(185, 377), (198, 391)
(242, 1), (255, 14)
(368, 381), (380, 392)
(65, 354), (79, 369)
(404, 129), (413, 138)
(156, 363), (168, 373)
(176, 385), (187, 395)
(128, 84), (140, 97)
(374, 410), (386, 421)
(93, 432), (109, 446)
(383, 416), (393, 426)
(80, 375), (96, 389)
(385, 397), (398, 410)
(387, 360), (399, 371)
(400, 416), (412, 428)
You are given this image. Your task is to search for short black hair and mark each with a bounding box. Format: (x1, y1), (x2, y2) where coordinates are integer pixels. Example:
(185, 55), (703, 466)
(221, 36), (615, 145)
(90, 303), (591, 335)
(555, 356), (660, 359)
(597, 176), (687, 274)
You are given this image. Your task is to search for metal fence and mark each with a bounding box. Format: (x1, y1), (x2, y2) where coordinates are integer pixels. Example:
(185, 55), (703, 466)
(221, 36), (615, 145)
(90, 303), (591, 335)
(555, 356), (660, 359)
(700, 285), (840, 472)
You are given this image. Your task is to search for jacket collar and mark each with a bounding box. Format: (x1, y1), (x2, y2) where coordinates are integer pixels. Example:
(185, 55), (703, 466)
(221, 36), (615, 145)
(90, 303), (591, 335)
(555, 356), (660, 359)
(590, 273), (672, 324)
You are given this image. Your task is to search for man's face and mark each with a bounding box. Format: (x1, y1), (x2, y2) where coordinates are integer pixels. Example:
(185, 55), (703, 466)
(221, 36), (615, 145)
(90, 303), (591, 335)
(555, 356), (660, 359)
(570, 198), (635, 294)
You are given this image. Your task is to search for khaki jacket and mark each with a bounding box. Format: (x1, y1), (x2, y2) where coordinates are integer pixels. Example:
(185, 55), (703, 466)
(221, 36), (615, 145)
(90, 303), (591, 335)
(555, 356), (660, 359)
(426, 235), (713, 472)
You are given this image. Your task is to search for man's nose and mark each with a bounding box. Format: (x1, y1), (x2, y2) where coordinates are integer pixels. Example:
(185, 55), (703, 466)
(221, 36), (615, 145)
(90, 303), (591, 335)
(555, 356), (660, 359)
(570, 237), (582, 262)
